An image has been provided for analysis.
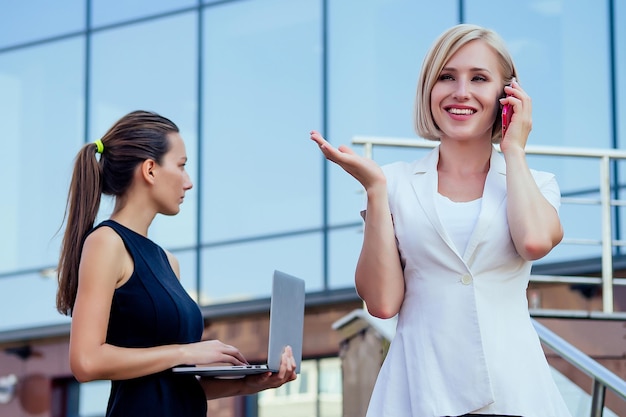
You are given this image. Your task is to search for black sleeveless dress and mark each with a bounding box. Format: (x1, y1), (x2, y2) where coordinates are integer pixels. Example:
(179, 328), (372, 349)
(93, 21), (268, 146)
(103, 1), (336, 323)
(94, 220), (206, 417)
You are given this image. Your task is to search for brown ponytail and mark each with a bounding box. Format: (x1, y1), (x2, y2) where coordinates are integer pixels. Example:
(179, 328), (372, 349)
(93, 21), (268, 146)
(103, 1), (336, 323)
(56, 110), (179, 315)
(56, 143), (103, 315)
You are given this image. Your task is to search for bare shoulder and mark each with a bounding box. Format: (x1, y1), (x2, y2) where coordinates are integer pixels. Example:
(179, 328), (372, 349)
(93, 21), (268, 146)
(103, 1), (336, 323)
(81, 225), (131, 287)
(83, 226), (126, 256)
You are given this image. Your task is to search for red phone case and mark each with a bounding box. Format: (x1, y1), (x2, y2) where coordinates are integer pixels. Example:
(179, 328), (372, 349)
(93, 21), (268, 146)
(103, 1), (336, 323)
(502, 103), (512, 133)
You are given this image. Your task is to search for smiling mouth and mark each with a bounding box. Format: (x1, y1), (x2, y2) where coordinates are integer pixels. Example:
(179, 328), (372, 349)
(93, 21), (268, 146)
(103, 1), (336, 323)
(447, 108), (476, 115)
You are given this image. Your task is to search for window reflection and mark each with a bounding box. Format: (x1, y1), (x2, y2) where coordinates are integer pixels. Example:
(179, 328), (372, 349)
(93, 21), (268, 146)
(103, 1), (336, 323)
(171, 250), (199, 301)
(0, 273), (71, 331)
(201, 0), (323, 242)
(328, 227), (362, 289)
(0, 38), (84, 274)
(0, 0), (84, 49)
(200, 234), (322, 305)
(91, 0), (195, 28)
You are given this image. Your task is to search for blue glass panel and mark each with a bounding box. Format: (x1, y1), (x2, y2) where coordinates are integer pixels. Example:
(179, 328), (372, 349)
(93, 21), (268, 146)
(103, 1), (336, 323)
(200, 233), (322, 303)
(0, 0), (85, 49)
(328, 227), (363, 290)
(91, 0), (196, 28)
(0, 38), (85, 273)
(0, 272), (71, 332)
(201, 0), (323, 242)
(171, 249), (199, 301)
(618, 1), (626, 151)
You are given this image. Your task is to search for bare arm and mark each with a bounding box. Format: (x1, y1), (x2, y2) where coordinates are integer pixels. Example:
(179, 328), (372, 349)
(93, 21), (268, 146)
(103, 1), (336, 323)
(69, 227), (248, 383)
(310, 131), (404, 318)
(500, 81), (563, 260)
(504, 147), (563, 260)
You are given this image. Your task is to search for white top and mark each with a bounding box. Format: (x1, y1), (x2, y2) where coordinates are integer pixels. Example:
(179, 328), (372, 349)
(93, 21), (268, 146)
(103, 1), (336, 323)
(435, 193), (482, 255)
(364, 146), (572, 417)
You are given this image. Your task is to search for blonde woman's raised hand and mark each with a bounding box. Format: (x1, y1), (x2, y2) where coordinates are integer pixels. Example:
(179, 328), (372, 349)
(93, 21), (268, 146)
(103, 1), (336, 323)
(310, 130), (386, 191)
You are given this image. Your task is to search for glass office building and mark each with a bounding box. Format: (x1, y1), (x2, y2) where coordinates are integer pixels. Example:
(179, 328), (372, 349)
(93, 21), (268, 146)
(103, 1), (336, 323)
(1, 1), (625, 416)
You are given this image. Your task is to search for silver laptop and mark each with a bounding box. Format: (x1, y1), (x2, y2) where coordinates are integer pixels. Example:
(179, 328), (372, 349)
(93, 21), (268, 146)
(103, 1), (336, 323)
(172, 270), (305, 378)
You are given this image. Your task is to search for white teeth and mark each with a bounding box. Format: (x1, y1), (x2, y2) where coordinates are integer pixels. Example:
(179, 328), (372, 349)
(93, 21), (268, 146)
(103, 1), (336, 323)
(448, 108), (474, 115)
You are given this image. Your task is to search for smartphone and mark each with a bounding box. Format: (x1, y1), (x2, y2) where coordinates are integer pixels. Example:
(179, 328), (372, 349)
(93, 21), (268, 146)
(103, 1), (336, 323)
(502, 102), (512, 133)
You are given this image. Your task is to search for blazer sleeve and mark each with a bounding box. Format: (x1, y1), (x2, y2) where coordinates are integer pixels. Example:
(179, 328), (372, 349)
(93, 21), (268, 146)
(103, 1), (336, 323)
(531, 169), (562, 213)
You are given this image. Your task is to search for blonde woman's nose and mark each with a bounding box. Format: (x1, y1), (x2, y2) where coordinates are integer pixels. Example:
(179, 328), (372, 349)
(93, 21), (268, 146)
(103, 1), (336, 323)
(452, 81), (470, 100)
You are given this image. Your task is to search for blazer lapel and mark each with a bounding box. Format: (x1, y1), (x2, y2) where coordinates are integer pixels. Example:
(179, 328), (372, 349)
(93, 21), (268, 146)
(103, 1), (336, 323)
(409, 146), (460, 255)
(463, 147), (507, 262)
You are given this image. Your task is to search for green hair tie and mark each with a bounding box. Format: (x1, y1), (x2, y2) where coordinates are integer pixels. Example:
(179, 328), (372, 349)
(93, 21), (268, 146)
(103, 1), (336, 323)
(94, 139), (104, 154)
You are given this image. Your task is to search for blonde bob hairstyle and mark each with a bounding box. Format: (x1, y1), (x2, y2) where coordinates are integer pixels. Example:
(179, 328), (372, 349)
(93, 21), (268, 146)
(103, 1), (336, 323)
(414, 24), (518, 143)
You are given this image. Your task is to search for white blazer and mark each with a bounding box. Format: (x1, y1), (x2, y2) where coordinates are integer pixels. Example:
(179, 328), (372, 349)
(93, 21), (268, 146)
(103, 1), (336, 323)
(365, 146), (571, 417)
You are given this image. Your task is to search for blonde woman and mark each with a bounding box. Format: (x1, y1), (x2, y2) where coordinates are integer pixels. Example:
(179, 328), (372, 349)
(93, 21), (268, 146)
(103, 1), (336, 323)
(311, 24), (571, 417)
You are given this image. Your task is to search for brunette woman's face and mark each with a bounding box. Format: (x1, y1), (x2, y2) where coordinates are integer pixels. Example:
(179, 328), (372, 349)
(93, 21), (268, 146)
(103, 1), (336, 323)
(430, 40), (504, 142)
(152, 133), (193, 216)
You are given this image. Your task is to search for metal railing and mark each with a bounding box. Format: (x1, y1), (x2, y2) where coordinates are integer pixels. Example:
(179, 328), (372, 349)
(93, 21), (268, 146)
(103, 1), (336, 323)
(353, 135), (626, 313)
(533, 319), (626, 417)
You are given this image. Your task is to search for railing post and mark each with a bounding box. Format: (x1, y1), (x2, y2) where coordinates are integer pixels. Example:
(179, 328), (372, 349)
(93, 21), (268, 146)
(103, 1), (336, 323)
(590, 379), (606, 417)
(600, 156), (614, 313)
(363, 141), (373, 159)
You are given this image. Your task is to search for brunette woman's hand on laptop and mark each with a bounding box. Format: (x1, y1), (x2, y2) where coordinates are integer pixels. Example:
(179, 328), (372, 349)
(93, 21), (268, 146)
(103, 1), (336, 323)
(179, 339), (249, 366)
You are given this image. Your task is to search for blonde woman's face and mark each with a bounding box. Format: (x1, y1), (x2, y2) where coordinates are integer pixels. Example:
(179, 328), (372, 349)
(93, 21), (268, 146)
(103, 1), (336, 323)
(430, 40), (504, 142)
